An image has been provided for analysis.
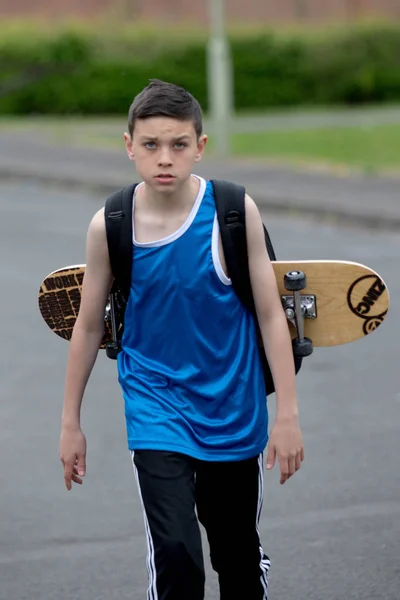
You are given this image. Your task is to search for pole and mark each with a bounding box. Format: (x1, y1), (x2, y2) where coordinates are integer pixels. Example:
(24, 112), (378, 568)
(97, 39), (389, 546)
(206, 0), (233, 158)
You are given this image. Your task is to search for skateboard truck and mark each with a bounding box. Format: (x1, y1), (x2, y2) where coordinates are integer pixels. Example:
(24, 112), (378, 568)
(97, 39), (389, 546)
(283, 271), (314, 358)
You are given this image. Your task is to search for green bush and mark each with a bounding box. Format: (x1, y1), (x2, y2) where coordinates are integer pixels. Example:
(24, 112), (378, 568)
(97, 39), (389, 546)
(232, 35), (310, 107)
(1, 21), (400, 115)
(301, 25), (400, 104)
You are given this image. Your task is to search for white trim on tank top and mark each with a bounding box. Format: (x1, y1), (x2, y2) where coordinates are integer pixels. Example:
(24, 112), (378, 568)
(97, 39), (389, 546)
(212, 214), (231, 286)
(131, 175), (231, 286)
(132, 175), (206, 248)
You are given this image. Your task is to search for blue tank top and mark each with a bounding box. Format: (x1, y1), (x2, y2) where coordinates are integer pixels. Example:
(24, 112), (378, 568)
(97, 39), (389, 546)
(117, 176), (269, 461)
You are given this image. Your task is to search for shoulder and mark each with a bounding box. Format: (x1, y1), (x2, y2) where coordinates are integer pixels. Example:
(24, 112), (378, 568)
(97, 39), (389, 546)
(85, 208), (109, 259)
(244, 193), (263, 232)
(87, 207), (106, 237)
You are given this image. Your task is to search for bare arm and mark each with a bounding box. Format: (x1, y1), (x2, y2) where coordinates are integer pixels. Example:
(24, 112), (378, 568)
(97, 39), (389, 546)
(245, 194), (304, 483)
(60, 208), (113, 489)
(245, 195), (297, 411)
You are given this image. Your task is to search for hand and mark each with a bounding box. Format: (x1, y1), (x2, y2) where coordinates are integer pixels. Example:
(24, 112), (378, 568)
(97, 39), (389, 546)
(266, 416), (304, 485)
(59, 426), (87, 491)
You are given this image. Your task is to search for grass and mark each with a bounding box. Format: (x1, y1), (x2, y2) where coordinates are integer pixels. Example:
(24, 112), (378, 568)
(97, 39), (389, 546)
(230, 124), (400, 174)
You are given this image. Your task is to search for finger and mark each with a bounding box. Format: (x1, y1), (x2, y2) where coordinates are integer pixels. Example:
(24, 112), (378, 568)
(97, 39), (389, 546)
(71, 464), (84, 484)
(266, 444), (276, 470)
(71, 473), (83, 485)
(77, 454), (86, 477)
(279, 457), (289, 485)
(295, 451), (302, 471)
(71, 462), (84, 480)
(301, 447), (305, 462)
(72, 466), (83, 479)
(64, 463), (74, 491)
(288, 455), (296, 478)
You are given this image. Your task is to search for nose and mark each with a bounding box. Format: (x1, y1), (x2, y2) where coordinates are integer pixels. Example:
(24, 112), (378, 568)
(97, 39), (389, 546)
(157, 146), (173, 167)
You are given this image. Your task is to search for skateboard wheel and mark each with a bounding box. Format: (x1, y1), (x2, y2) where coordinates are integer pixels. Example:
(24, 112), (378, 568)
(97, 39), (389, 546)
(106, 342), (120, 360)
(293, 337), (313, 358)
(284, 270), (306, 291)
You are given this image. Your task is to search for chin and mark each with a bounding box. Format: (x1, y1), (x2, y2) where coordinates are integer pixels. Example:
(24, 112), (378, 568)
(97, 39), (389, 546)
(152, 178), (179, 191)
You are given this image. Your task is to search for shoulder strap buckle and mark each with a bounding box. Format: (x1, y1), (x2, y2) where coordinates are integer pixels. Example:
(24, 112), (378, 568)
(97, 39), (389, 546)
(226, 210), (241, 225)
(108, 210), (124, 221)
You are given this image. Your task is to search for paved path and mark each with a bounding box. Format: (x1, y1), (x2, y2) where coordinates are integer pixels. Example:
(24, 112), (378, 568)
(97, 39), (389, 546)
(1, 126), (400, 229)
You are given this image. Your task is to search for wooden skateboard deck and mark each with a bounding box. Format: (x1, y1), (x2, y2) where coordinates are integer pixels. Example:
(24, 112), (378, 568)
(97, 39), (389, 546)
(38, 260), (389, 349)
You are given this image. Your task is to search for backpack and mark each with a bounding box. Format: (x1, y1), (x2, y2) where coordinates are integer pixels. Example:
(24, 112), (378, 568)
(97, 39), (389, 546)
(104, 180), (303, 396)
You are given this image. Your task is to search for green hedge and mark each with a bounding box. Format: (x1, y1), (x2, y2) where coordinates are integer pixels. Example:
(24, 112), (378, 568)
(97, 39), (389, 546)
(1, 22), (400, 115)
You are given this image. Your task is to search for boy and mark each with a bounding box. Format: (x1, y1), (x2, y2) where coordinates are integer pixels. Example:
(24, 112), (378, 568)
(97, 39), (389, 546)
(59, 79), (304, 600)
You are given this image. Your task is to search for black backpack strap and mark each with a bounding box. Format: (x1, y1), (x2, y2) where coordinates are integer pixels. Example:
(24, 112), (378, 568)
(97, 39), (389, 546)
(212, 179), (277, 309)
(211, 179), (255, 313)
(104, 183), (138, 300)
(212, 179), (277, 305)
(263, 223), (276, 262)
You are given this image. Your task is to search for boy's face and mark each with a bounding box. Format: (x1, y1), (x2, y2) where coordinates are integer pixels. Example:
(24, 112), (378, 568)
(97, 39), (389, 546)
(124, 117), (207, 192)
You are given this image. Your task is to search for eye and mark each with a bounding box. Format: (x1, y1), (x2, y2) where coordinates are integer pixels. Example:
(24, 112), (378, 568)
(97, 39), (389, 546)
(144, 142), (156, 149)
(174, 142), (187, 149)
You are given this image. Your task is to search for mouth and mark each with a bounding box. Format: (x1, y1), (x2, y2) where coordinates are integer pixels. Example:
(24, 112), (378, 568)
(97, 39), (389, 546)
(155, 174), (175, 183)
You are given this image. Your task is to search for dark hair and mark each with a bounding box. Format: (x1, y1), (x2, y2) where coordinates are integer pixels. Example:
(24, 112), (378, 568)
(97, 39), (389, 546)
(128, 79), (203, 138)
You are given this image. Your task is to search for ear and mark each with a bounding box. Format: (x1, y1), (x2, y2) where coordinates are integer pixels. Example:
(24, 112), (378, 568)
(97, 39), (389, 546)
(124, 132), (135, 161)
(194, 134), (208, 163)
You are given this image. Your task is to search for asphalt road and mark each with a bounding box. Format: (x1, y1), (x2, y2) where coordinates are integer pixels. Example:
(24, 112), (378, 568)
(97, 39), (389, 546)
(0, 179), (399, 600)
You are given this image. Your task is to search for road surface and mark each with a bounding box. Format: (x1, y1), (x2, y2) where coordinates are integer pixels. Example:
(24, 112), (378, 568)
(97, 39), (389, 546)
(0, 179), (399, 600)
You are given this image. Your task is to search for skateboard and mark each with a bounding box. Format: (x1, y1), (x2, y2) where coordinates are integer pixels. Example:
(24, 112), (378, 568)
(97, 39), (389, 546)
(38, 260), (389, 357)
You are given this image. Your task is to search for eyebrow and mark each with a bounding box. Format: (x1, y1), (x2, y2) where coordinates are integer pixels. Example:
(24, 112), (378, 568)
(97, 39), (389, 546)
(139, 134), (192, 141)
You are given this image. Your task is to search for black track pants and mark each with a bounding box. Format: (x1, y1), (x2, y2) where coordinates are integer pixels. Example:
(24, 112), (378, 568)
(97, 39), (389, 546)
(131, 450), (270, 600)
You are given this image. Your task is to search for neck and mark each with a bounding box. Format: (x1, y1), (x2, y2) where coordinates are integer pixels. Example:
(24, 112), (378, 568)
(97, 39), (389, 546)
(141, 175), (200, 213)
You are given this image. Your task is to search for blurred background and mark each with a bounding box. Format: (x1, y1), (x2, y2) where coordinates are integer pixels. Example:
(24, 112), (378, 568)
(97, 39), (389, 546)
(1, 3), (400, 600)
(1, 0), (400, 171)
